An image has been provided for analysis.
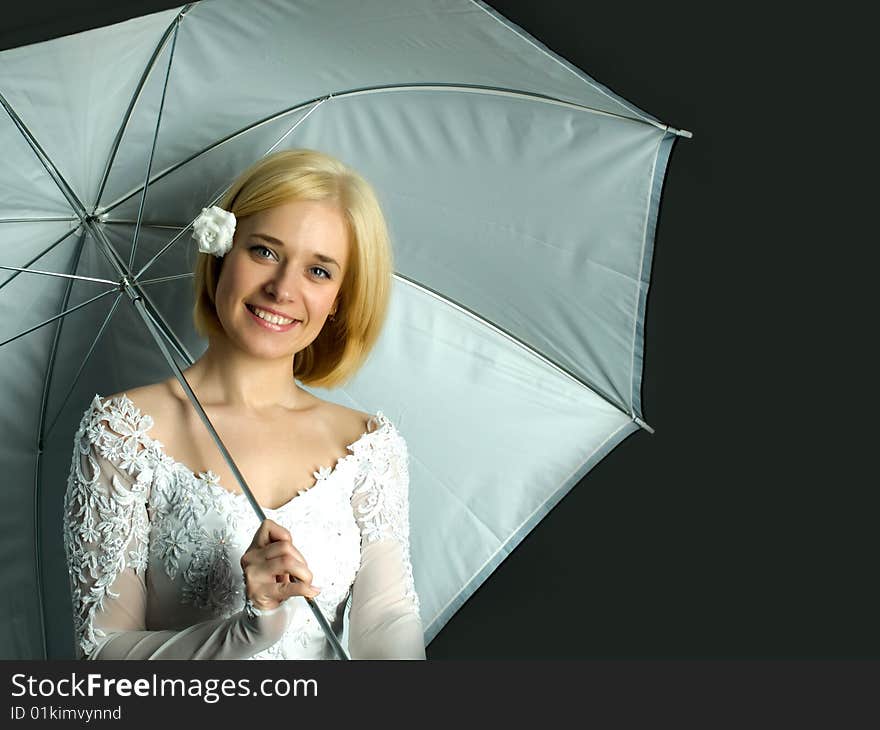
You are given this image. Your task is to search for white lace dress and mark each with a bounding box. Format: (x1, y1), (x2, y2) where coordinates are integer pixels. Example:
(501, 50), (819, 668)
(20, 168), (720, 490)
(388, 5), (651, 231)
(62, 394), (425, 660)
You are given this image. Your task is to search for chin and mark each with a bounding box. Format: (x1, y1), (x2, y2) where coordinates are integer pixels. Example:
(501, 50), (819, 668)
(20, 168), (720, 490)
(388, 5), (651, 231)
(242, 331), (320, 361)
(242, 335), (300, 358)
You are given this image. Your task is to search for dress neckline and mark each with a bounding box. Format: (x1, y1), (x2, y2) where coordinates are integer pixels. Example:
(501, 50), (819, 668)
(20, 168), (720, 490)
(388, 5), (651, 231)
(96, 392), (390, 513)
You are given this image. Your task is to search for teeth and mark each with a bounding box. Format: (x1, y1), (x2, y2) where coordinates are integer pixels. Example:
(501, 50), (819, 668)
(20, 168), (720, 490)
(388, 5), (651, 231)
(249, 305), (295, 326)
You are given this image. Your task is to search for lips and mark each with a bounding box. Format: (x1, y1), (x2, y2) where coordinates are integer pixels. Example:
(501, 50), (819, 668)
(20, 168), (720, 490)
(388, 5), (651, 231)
(246, 303), (297, 320)
(245, 303), (301, 331)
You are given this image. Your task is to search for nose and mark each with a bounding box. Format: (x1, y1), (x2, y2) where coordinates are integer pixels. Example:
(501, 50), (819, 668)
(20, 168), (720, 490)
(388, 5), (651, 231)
(264, 264), (299, 302)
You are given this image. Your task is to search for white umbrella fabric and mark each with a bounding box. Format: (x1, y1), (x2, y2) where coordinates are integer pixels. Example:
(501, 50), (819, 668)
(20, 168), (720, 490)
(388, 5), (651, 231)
(0, 0), (690, 658)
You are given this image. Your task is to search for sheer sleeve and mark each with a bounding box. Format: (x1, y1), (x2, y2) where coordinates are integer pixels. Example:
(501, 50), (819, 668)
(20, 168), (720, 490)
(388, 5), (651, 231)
(62, 397), (295, 660)
(348, 415), (425, 659)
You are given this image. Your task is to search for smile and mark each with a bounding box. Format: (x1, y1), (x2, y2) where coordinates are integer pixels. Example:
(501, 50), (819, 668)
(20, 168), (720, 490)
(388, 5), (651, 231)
(245, 304), (300, 331)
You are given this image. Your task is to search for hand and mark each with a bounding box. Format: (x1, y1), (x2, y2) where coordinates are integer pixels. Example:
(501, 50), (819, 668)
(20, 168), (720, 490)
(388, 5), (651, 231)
(240, 518), (321, 612)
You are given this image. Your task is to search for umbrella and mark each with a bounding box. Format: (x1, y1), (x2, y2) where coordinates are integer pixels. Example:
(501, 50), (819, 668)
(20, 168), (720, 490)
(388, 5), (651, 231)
(0, 0), (691, 659)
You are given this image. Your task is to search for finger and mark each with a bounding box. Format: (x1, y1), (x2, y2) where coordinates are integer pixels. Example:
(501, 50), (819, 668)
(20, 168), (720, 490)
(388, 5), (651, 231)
(247, 519), (271, 551)
(264, 519), (293, 545)
(244, 559), (301, 588)
(262, 540), (307, 565)
(265, 555), (313, 585)
(241, 538), (299, 571)
(250, 518), (292, 549)
(279, 578), (320, 599)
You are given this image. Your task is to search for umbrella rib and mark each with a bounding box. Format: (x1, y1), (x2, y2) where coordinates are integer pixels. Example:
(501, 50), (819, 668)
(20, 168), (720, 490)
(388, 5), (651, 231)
(258, 92), (331, 156)
(33, 229), (89, 659)
(135, 290), (194, 364)
(334, 83), (677, 131)
(42, 292), (124, 442)
(0, 225), (83, 293)
(128, 12), (183, 271)
(93, 4), (196, 211)
(0, 288), (116, 349)
(103, 221), (185, 229)
(138, 272), (194, 286)
(0, 91), (87, 223)
(0, 217), (80, 224)
(393, 271), (647, 427)
(0, 265), (116, 286)
(133, 225), (192, 280)
(98, 82), (675, 219)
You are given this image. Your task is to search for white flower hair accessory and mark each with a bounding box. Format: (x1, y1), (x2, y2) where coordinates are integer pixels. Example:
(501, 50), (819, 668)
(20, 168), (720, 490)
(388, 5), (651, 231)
(192, 205), (236, 257)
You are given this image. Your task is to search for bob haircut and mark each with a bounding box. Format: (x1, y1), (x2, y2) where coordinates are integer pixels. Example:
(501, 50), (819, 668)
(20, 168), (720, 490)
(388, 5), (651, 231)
(192, 149), (393, 389)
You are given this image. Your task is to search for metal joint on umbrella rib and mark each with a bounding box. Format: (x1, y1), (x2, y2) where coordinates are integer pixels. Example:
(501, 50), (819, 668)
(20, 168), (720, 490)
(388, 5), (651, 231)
(118, 275), (142, 302)
(632, 415), (655, 433)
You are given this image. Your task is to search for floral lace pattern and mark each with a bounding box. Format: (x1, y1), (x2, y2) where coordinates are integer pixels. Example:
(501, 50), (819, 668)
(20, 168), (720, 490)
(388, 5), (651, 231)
(351, 417), (420, 616)
(62, 393), (420, 660)
(62, 396), (154, 657)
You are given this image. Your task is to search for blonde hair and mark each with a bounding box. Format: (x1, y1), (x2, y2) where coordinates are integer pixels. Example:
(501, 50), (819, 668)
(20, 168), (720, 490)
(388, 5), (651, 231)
(192, 149), (393, 388)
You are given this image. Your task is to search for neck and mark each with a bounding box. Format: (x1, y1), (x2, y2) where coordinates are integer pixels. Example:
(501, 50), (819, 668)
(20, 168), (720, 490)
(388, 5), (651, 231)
(182, 335), (305, 413)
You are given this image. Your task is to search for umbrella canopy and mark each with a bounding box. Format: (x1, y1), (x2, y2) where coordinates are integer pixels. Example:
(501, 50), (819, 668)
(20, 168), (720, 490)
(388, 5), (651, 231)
(0, 0), (690, 659)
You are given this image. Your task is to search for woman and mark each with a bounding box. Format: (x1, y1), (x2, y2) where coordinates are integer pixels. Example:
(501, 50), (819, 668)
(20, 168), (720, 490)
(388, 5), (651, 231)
(62, 149), (425, 660)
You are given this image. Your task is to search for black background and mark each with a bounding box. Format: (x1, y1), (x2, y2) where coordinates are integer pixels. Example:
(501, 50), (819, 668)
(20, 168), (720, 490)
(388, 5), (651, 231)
(1, 1), (873, 659)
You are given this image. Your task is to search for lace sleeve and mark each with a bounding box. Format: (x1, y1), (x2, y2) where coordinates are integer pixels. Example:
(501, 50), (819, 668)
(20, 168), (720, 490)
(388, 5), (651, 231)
(348, 414), (425, 659)
(62, 396), (294, 660)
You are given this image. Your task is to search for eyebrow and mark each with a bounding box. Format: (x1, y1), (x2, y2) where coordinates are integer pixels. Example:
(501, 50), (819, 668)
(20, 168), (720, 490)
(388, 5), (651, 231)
(251, 232), (341, 269)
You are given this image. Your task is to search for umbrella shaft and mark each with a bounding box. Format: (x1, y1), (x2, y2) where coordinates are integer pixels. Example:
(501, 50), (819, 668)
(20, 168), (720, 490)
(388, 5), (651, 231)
(123, 287), (350, 660)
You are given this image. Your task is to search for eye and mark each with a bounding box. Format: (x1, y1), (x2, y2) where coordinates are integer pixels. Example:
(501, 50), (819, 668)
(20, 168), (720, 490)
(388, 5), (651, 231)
(249, 244), (276, 261)
(310, 266), (332, 280)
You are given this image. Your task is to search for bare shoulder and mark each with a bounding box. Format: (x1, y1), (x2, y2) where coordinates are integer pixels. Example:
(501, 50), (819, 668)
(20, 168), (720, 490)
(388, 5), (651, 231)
(309, 396), (374, 444)
(91, 380), (179, 450)
(103, 378), (180, 424)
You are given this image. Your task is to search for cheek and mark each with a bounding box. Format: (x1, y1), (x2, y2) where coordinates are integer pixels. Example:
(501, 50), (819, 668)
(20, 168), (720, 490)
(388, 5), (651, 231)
(317, 287), (341, 313)
(214, 274), (232, 313)
(215, 260), (248, 304)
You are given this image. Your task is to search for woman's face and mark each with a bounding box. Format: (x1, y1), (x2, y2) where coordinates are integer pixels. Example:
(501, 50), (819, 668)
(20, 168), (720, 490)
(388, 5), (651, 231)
(213, 198), (350, 361)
